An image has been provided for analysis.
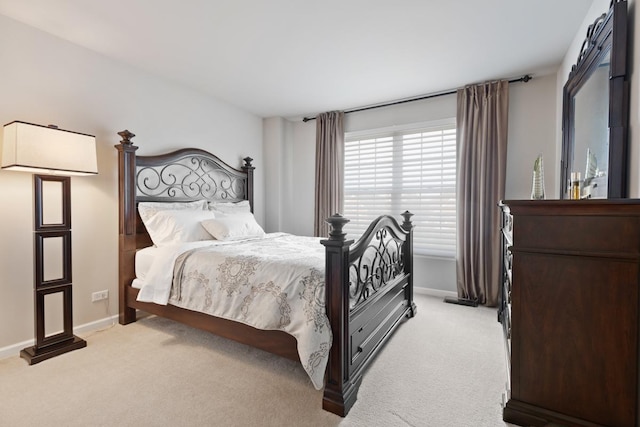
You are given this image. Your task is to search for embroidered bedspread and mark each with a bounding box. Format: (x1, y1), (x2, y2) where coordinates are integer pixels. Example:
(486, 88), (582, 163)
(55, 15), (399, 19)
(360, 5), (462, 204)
(138, 233), (331, 390)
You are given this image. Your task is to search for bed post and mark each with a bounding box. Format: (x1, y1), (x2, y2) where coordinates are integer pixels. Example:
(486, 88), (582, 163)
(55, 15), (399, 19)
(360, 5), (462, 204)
(242, 157), (254, 213)
(321, 214), (357, 416)
(401, 210), (417, 317)
(115, 130), (138, 324)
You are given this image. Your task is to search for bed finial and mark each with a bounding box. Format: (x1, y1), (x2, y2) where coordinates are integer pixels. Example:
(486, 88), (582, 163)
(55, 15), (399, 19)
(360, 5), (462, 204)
(117, 129), (136, 146)
(401, 210), (414, 231)
(325, 214), (350, 241)
(242, 157), (255, 213)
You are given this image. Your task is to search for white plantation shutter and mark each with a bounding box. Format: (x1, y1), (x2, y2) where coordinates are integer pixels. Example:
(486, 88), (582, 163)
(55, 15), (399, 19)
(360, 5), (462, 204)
(344, 120), (456, 258)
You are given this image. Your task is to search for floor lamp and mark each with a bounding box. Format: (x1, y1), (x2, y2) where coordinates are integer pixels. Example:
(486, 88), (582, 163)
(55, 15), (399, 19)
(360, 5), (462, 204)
(1, 121), (97, 364)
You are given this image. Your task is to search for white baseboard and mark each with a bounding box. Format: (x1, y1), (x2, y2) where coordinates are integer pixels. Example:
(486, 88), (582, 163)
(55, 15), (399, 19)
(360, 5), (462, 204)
(414, 286), (457, 299)
(74, 314), (119, 336)
(0, 314), (119, 361)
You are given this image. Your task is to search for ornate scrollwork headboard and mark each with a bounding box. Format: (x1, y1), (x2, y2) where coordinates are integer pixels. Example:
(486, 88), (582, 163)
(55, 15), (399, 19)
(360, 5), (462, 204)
(136, 148), (253, 203)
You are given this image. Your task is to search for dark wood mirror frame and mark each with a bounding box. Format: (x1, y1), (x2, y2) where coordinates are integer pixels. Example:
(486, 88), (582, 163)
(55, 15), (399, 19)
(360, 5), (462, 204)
(561, 0), (628, 199)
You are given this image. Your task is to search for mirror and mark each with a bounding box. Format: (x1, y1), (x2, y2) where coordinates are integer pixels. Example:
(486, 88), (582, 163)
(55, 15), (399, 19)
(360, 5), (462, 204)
(561, 0), (628, 199)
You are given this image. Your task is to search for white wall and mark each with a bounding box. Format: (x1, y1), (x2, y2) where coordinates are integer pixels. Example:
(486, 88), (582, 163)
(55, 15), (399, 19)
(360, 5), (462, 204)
(273, 74), (558, 293)
(506, 74), (558, 199)
(0, 15), (263, 352)
(286, 121), (316, 236)
(263, 117), (285, 232)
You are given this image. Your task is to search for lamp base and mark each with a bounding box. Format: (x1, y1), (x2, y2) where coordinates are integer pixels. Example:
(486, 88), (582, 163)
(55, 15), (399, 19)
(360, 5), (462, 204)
(20, 336), (86, 365)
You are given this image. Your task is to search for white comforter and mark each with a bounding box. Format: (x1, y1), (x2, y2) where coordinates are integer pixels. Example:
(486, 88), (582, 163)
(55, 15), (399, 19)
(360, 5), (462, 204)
(137, 233), (332, 390)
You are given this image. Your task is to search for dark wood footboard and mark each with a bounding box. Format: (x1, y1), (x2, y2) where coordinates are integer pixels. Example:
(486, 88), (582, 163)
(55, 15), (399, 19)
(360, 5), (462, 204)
(322, 213), (416, 416)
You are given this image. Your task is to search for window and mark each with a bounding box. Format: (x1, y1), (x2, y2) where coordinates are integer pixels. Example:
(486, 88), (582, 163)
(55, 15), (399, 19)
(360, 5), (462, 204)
(344, 120), (456, 258)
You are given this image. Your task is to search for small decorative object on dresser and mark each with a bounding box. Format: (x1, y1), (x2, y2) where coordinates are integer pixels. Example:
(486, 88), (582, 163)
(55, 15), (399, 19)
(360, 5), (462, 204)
(570, 171), (581, 200)
(529, 154), (544, 200)
(498, 199), (640, 427)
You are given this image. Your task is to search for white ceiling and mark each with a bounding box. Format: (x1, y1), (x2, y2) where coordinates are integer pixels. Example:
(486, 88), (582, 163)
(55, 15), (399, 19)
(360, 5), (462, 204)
(0, 0), (594, 119)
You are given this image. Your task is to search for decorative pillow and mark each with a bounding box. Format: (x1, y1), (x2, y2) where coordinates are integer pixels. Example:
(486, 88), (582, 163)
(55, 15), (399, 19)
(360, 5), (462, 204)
(208, 200), (251, 215)
(138, 200), (207, 223)
(201, 212), (265, 241)
(143, 209), (216, 246)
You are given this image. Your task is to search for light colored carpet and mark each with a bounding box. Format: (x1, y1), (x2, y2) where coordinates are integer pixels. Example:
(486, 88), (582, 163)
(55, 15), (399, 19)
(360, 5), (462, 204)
(0, 294), (510, 427)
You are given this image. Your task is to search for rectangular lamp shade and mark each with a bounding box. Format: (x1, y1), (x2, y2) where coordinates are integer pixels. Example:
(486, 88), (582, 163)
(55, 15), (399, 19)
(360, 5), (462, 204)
(1, 121), (97, 176)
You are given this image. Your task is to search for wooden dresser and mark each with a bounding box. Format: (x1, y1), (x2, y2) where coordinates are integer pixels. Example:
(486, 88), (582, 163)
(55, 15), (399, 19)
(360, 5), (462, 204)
(498, 200), (640, 427)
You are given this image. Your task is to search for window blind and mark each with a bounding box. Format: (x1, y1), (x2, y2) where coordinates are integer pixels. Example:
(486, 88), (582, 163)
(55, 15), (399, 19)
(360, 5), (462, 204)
(344, 121), (456, 258)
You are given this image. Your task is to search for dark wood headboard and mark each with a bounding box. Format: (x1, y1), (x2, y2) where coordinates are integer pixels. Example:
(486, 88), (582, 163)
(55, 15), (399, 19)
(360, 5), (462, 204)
(115, 129), (254, 323)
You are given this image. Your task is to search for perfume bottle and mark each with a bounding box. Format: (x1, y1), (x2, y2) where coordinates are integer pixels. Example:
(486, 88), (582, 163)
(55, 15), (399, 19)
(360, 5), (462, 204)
(570, 172), (581, 200)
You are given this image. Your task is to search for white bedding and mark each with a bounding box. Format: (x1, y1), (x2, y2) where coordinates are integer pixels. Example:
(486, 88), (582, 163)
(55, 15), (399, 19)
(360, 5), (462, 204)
(135, 246), (160, 282)
(135, 233), (331, 390)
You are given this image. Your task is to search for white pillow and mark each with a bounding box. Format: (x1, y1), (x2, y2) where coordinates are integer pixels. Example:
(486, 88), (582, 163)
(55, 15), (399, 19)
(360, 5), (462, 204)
(144, 209), (216, 246)
(208, 200), (251, 215)
(138, 200), (207, 223)
(201, 212), (265, 241)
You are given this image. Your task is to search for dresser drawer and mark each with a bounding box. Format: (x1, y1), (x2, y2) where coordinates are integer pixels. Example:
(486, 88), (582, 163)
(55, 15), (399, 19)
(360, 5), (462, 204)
(515, 215), (640, 254)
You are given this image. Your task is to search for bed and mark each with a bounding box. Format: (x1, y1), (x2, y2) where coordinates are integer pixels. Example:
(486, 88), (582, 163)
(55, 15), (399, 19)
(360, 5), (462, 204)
(115, 130), (417, 416)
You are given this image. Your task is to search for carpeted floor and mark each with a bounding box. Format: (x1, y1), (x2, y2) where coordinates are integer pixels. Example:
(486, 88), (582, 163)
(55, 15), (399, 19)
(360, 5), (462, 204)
(0, 294), (510, 426)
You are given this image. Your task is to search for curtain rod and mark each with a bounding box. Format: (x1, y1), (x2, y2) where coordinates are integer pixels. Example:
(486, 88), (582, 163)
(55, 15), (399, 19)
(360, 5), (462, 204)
(302, 74), (532, 122)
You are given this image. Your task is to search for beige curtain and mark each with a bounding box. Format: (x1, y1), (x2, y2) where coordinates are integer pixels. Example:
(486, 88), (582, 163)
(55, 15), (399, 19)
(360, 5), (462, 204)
(456, 81), (509, 306)
(314, 111), (345, 237)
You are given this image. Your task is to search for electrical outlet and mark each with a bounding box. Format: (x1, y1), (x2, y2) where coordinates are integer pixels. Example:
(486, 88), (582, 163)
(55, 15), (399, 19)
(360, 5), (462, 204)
(91, 290), (109, 302)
